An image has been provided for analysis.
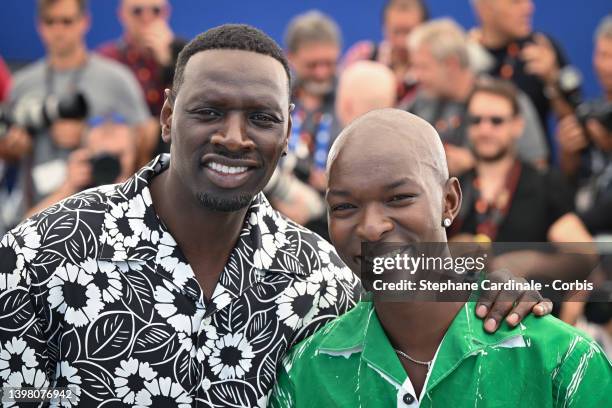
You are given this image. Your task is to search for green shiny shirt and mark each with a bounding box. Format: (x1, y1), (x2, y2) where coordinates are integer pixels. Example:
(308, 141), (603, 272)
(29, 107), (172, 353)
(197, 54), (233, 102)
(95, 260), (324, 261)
(270, 301), (611, 407)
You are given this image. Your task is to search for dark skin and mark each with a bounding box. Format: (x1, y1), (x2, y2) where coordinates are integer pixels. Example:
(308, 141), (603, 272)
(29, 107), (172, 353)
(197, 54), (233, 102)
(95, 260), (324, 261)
(150, 49), (291, 300)
(326, 109), (552, 397)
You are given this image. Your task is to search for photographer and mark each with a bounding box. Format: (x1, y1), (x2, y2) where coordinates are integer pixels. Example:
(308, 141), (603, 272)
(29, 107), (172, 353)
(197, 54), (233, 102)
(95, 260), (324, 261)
(25, 114), (136, 217)
(0, 0), (151, 222)
(555, 16), (612, 232)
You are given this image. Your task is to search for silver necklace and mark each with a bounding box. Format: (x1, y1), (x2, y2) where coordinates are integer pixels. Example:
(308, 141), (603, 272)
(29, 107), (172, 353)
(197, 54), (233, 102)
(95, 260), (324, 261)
(395, 349), (432, 371)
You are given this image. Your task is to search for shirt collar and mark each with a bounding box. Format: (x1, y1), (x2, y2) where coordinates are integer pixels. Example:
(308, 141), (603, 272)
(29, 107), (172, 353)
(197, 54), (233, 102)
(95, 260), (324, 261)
(96, 154), (308, 306)
(314, 299), (529, 394)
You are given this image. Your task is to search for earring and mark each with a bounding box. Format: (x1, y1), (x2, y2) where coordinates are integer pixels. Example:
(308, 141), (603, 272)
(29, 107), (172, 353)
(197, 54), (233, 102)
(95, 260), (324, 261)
(443, 218), (452, 228)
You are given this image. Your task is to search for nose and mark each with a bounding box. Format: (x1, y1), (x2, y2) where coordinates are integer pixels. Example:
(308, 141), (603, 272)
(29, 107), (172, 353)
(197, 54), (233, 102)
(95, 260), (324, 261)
(210, 112), (256, 152)
(356, 204), (394, 242)
(313, 63), (332, 82)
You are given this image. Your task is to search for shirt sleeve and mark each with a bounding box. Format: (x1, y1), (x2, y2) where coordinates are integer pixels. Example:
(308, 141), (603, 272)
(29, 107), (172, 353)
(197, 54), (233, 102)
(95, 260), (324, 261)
(552, 337), (612, 407)
(0, 228), (52, 390)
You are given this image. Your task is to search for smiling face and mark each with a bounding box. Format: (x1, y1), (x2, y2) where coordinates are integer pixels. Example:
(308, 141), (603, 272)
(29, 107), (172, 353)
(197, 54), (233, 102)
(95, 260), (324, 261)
(160, 49), (291, 212)
(326, 110), (461, 273)
(288, 41), (340, 96)
(467, 91), (523, 162)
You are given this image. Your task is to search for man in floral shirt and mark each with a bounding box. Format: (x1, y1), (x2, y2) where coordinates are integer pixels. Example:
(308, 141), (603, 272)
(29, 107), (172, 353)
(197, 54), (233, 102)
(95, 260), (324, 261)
(0, 24), (549, 407)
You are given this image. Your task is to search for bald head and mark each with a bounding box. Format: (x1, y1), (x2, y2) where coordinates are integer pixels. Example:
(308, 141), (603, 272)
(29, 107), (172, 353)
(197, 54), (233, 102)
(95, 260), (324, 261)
(328, 108), (449, 184)
(336, 61), (397, 127)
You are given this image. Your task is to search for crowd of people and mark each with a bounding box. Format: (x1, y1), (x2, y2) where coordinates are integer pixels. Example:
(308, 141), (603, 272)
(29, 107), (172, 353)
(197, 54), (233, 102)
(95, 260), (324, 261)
(0, 0), (610, 405)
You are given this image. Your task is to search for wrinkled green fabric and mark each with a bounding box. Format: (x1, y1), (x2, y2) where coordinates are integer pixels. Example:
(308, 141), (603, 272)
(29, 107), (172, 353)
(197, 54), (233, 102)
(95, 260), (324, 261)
(270, 301), (612, 407)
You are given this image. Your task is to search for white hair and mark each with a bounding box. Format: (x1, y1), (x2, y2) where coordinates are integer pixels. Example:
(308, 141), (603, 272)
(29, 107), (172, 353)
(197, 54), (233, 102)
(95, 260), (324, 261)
(595, 15), (612, 41)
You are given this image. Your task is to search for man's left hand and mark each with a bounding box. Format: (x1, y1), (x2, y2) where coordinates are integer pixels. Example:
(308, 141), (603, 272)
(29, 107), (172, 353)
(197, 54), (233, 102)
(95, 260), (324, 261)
(475, 268), (553, 333)
(142, 20), (174, 66)
(521, 34), (560, 85)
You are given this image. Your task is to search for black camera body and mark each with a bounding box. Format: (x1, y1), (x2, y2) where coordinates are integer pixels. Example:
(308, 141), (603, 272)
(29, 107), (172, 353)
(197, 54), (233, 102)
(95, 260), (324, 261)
(89, 153), (122, 188)
(575, 100), (612, 132)
(0, 92), (89, 138)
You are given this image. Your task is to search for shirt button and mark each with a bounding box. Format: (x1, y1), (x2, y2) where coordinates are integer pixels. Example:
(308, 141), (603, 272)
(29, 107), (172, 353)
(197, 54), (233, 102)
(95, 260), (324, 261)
(403, 393), (415, 405)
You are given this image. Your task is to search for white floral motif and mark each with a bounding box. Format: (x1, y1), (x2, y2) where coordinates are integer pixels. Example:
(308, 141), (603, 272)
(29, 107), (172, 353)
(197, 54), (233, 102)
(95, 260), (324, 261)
(114, 358), (157, 404)
(250, 204), (288, 270)
(276, 281), (321, 330)
(135, 376), (192, 407)
(81, 258), (123, 303)
(0, 337), (38, 380)
(208, 333), (255, 380)
(47, 263), (103, 327)
(153, 284), (204, 333)
(126, 189), (160, 244)
(53, 361), (82, 406)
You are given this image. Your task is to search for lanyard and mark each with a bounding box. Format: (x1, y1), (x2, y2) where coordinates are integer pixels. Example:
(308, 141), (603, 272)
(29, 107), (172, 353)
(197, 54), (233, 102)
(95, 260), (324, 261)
(44, 57), (88, 97)
(472, 160), (522, 241)
(288, 107), (334, 170)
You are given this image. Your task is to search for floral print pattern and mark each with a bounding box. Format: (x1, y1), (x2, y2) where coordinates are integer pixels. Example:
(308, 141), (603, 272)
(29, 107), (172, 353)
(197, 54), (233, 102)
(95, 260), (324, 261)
(0, 154), (360, 407)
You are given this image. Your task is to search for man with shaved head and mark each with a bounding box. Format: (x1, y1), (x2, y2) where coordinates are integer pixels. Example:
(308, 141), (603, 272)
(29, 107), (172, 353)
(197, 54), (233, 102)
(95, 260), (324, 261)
(335, 60), (397, 127)
(270, 109), (610, 407)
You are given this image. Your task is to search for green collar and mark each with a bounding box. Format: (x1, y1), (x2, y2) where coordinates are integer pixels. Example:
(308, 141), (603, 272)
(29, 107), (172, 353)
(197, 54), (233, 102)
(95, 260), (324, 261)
(316, 300), (530, 393)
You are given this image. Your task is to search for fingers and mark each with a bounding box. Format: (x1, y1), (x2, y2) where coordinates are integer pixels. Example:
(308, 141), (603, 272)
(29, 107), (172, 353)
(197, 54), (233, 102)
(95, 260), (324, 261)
(505, 290), (543, 327)
(533, 33), (554, 49)
(533, 298), (553, 316)
(557, 115), (588, 152)
(521, 36), (558, 82)
(586, 119), (607, 140)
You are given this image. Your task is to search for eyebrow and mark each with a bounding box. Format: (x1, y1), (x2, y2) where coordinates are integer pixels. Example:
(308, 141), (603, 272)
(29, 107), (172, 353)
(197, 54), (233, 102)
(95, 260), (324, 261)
(186, 88), (283, 112)
(327, 178), (416, 198)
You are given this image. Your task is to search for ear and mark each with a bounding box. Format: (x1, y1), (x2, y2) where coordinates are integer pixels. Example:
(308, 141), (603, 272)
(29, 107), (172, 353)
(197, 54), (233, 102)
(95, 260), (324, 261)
(160, 89), (173, 144)
(442, 177), (462, 224)
(283, 106), (293, 155)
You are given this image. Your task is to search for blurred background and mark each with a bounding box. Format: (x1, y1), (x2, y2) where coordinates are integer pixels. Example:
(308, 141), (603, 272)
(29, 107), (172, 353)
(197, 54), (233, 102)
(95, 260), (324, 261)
(0, 0), (609, 98)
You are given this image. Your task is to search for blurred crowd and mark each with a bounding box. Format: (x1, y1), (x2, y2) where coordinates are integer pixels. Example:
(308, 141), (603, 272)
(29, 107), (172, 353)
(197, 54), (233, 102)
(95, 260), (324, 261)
(0, 0), (611, 355)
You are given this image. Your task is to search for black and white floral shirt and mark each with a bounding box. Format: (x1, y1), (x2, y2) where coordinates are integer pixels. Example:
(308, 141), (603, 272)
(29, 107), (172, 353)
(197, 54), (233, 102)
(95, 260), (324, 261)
(0, 154), (361, 407)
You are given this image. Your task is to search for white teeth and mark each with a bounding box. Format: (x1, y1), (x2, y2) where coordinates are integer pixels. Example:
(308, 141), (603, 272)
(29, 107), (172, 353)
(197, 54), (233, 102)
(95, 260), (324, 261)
(207, 162), (248, 175)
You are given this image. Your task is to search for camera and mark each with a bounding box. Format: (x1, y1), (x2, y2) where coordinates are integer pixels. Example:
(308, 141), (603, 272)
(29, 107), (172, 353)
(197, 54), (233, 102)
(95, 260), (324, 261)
(575, 100), (612, 132)
(89, 153), (121, 188)
(0, 92), (89, 138)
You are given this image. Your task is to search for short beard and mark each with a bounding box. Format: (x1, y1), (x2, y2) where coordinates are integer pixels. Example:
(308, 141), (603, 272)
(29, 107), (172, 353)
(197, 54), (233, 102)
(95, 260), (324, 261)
(475, 147), (511, 163)
(302, 79), (334, 96)
(196, 192), (254, 212)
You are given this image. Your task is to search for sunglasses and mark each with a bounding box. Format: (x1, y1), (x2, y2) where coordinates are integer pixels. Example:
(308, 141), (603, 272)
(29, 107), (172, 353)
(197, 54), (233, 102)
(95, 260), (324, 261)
(130, 5), (164, 17)
(42, 15), (80, 26)
(467, 115), (513, 127)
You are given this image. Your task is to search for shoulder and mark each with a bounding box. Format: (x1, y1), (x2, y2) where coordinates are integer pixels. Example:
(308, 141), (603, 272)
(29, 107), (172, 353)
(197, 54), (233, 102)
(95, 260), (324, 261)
(6, 184), (119, 271)
(96, 40), (121, 58)
(11, 60), (45, 92)
(521, 313), (610, 367)
(285, 301), (371, 366)
(255, 194), (355, 281)
(86, 54), (138, 84)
